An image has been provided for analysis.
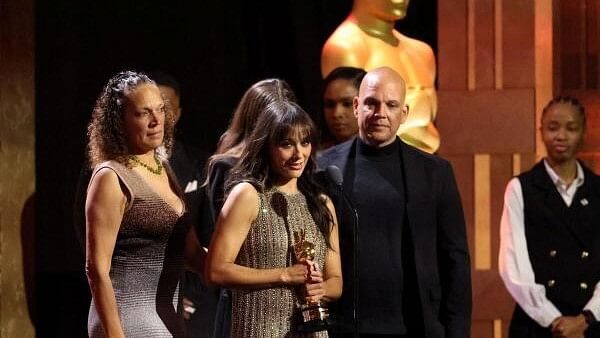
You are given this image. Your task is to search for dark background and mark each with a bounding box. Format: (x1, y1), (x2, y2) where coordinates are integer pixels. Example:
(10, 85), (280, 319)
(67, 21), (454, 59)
(34, 0), (436, 336)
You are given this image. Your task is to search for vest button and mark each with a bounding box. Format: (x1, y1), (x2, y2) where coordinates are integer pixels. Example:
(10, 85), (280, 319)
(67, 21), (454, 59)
(549, 250), (557, 257)
(580, 282), (588, 290)
(547, 280), (556, 287)
(581, 251), (589, 259)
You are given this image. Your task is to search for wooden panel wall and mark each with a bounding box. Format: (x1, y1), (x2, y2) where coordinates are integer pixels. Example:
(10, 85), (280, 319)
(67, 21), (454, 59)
(0, 0), (36, 335)
(437, 1), (552, 337)
(557, 0), (600, 170)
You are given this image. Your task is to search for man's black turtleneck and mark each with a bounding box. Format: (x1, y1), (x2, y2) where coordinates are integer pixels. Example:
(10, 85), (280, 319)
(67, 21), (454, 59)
(351, 137), (407, 334)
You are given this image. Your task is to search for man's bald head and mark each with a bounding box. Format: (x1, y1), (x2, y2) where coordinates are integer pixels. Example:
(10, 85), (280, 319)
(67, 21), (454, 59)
(353, 67), (409, 147)
(359, 67), (407, 100)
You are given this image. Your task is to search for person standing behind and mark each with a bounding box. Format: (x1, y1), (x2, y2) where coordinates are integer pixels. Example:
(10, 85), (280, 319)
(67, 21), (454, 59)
(318, 67), (471, 338)
(149, 71), (211, 240)
(499, 97), (600, 338)
(320, 67), (366, 149)
(147, 71), (215, 338)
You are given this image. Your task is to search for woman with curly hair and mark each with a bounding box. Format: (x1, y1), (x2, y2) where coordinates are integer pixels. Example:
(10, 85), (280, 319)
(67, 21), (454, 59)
(85, 71), (203, 337)
(205, 100), (342, 337)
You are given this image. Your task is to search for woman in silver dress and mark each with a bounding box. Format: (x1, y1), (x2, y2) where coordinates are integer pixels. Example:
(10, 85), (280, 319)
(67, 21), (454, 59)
(206, 100), (342, 337)
(85, 71), (204, 337)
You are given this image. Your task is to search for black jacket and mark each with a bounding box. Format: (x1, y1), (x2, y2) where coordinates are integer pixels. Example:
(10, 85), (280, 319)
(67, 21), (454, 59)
(317, 137), (471, 338)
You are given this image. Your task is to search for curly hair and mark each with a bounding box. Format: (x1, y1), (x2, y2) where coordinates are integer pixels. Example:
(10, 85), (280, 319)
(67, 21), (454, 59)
(225, 100), (332, 247)
(87, 71), (175, 167)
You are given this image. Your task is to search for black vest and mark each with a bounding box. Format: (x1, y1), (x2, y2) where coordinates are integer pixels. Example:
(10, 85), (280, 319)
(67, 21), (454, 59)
(519, 161), (600, 314)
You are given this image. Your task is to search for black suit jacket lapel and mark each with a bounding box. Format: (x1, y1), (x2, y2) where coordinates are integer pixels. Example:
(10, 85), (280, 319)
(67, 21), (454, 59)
(328, 140), (353, 176)
(569, 164), (600, 248)
(399, 141), (431, 231)
(318, 139), (356, 239)
(571, 182), (595, 248)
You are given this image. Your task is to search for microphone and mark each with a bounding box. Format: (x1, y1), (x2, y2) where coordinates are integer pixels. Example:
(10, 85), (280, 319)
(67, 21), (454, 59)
(326, 165), (343, 187)
(325, 165), (359, 338)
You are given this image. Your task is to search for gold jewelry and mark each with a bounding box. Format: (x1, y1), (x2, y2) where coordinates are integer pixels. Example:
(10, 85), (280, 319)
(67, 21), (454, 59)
(130, 154), (162, 175)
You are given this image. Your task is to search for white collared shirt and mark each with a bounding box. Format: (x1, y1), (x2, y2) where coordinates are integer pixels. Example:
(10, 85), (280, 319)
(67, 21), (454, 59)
(543, 160), (584, 206)
(498, 160), (600, 327)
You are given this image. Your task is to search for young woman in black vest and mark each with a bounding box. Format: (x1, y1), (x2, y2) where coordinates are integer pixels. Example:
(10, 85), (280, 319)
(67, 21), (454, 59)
(499, 97), (599, 338)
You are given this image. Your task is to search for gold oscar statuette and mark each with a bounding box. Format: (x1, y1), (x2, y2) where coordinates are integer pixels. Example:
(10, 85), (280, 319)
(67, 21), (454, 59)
(293, 230), (329, 332)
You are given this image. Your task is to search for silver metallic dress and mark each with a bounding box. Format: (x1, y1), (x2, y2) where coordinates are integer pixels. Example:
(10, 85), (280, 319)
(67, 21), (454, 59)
(231, 189), (328, 338)
(87, 160), (188, 337)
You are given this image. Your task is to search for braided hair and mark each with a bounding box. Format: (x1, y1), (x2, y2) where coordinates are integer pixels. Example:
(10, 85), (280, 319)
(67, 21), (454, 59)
(541, 96), (586, 127)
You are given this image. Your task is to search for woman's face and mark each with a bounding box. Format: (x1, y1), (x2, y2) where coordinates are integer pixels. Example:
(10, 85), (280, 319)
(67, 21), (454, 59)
(323, 78), (359, 143)
(269, 128), (312, 184)
(541, 102), (585, 165)
(123, 84), (165, 154)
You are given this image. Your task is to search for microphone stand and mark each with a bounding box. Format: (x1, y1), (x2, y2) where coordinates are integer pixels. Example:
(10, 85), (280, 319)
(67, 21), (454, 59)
(324, 165), (359, 337)
(337, 186), (359, 338)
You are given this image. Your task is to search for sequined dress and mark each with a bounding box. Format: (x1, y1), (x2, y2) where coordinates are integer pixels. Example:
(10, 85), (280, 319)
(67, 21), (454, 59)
(87, 160), (188, 337)
(231, 189), (328, 338)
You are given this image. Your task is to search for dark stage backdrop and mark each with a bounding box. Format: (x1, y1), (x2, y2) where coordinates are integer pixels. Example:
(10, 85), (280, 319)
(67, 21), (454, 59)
(35, 0), (436, 336)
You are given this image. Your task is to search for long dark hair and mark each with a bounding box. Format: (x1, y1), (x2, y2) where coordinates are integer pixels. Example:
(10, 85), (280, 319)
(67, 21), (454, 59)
(226, 100), (333, 247)
(203, 79), (296, 188)
(216, 78), (296, 156)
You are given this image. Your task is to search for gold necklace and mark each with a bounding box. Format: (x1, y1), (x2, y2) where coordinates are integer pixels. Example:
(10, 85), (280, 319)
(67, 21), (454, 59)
(130, 154), (163, 175)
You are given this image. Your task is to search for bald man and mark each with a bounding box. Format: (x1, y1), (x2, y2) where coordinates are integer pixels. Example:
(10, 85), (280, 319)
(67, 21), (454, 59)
(321, 0), (440, 154)
(318, 67), (471, 338)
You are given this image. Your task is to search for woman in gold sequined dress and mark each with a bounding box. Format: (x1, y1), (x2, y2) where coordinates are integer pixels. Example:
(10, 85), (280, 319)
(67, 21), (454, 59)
(206, 100), (342, 337)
